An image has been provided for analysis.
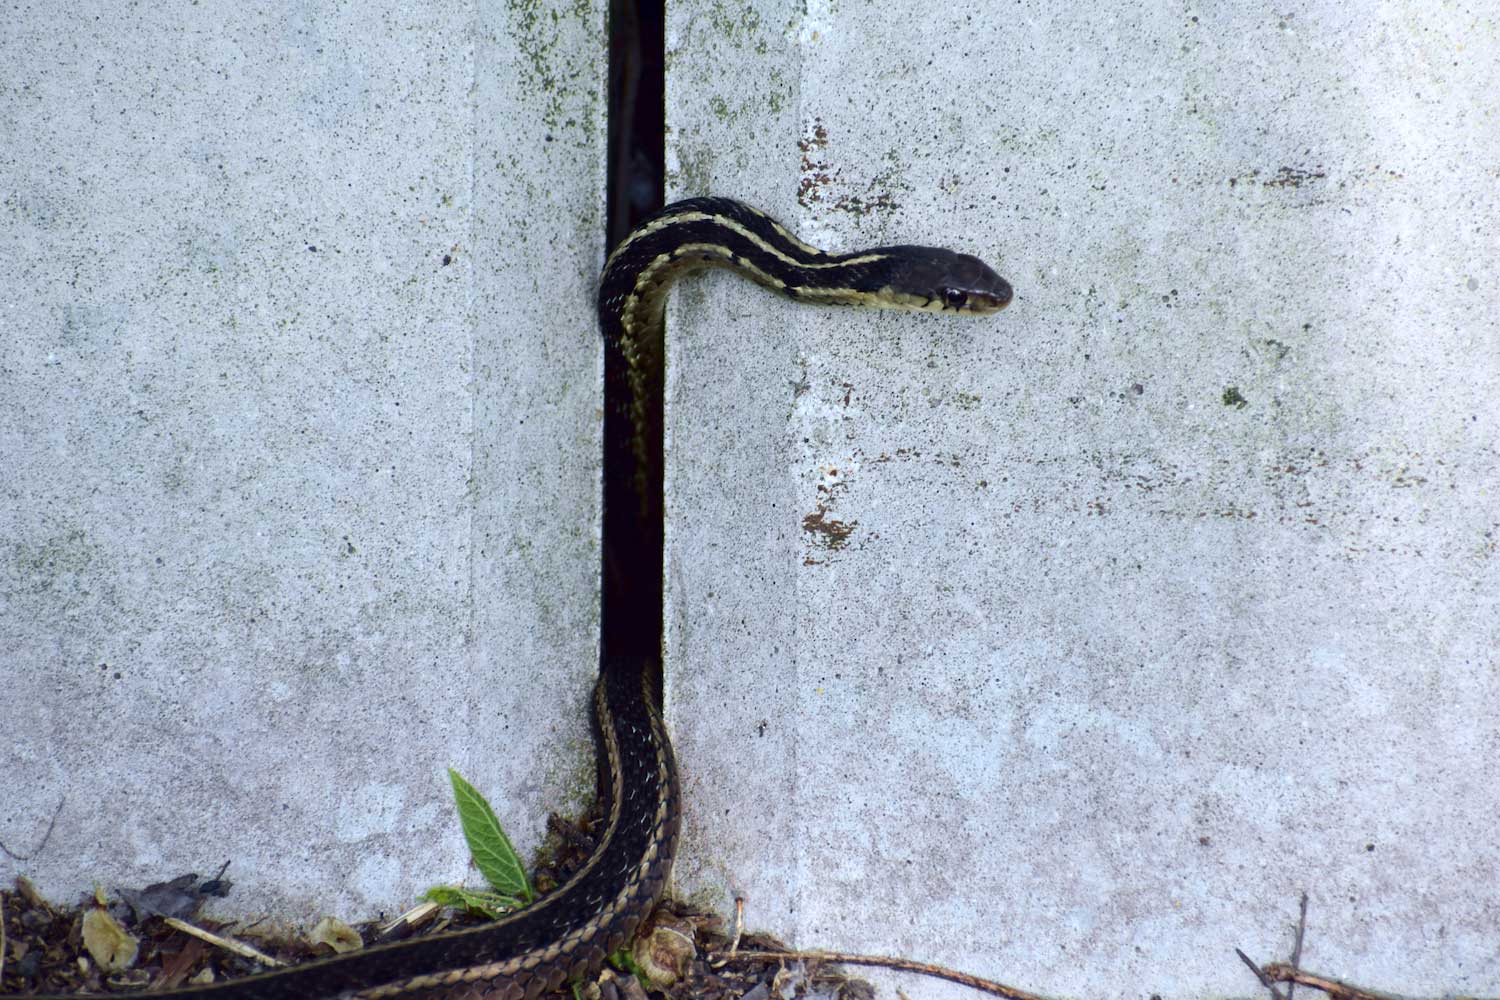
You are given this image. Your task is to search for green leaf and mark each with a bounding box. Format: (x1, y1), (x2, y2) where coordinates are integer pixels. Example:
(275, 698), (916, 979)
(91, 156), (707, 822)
(422, 885), (526, 920)
(446, 768), (534, 902)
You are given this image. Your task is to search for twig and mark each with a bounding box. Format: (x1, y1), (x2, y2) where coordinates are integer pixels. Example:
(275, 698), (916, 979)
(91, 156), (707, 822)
(718, 949), (1049, 1000)
(376, 901), (442, 942)
(727, 897), (744, 956)
(1237, 948), (1288, 1000)
(161, 917), (286, 968)
(1287, 891), (1309, 1000)
(1260, 963), (1411, 1000)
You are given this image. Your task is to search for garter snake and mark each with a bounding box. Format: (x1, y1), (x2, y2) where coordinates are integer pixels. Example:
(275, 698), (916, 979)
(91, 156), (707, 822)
(24, 198), (1009, 1000)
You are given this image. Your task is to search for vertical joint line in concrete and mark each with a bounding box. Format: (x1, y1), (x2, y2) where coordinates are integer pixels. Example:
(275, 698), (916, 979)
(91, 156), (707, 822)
(601, 0), (666, 676)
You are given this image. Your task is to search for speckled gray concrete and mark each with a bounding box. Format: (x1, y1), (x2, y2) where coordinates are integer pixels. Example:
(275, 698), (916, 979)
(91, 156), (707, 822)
(664, 4), (1499, 999)
(0, 3), (606, 922)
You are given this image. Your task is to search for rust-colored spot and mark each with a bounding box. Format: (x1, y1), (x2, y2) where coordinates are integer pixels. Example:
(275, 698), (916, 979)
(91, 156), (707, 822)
(802, 509), (857, 550)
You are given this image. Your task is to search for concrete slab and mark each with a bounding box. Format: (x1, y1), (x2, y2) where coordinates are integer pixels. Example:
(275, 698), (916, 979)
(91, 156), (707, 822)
(1, 2), (606, 923)
(664, 4), (1499, 999)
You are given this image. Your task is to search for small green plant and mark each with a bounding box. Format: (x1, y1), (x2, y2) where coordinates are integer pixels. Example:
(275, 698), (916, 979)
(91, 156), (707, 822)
(423, 769), (534, 919)
(426, 772), (653, 992)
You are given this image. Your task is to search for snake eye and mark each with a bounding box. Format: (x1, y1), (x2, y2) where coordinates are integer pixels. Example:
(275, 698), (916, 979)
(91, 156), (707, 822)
(943, 288), (967, 308)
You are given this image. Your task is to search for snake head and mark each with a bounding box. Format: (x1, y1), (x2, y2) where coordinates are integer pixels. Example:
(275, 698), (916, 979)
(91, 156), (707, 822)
(936, 252), (1013, 313)
(874, 246), (1013, 314)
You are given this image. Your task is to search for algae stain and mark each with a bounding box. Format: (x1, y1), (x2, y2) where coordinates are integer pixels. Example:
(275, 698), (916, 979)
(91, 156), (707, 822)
(5, 529), (96, 595)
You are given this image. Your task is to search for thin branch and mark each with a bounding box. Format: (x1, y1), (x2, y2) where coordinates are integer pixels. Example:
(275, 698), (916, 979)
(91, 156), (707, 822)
(727, 897), (745, 956)
(1287, 891), (1309, 1000)
(1260, 963), (1414, 1000)
(161, 917), (286, 968)
(717, 949), (1050, 1000)
(1237, 948), (1289, 1000)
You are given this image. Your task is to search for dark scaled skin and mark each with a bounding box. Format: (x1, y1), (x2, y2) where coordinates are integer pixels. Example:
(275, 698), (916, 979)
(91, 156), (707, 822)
(869, 245), (1014, 312)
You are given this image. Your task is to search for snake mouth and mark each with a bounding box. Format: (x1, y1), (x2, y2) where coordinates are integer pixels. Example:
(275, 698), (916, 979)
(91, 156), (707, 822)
(970, 284), (1013, 313)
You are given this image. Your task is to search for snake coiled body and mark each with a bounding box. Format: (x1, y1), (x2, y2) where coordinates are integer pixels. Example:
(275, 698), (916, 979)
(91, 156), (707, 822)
(23, 199), (1007, 1000)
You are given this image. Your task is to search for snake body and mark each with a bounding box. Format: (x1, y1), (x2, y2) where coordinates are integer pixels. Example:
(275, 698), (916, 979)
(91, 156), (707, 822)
(26, 199), (1008, 999)
(598, 198), (1013, 505)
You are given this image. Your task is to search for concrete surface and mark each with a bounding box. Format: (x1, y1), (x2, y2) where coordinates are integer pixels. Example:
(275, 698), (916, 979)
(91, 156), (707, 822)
(4, 3), (1497, 999)
(1, 1), (606, 922)
(664, 4), (1499, 1000)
